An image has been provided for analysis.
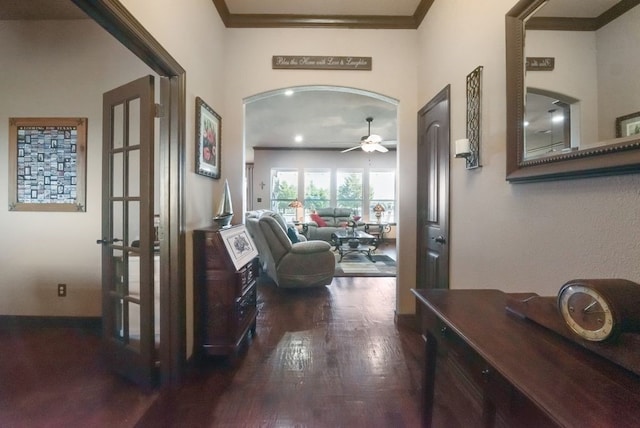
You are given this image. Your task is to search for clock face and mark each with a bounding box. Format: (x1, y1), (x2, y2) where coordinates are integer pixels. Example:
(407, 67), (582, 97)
(558, 285), (614, 341)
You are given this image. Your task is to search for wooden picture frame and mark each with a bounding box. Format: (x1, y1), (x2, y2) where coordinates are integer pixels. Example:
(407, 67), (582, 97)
(616, 111), (640, 138)
(195, 97), (221, 179)
(9, 117), (87, 212)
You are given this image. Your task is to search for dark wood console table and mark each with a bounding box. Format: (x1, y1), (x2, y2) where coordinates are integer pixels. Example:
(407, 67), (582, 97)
(412, 289), (640, 428)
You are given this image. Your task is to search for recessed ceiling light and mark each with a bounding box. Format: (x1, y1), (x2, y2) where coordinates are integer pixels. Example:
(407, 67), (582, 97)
(284, 89), (294, 96)
(294, 135), (303, 143)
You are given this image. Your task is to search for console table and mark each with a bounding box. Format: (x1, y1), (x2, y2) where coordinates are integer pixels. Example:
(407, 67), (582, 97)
(412, 289), (640, 428)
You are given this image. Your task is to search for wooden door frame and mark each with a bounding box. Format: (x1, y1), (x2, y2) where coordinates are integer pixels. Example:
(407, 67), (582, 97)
(72, 0), (186, 387)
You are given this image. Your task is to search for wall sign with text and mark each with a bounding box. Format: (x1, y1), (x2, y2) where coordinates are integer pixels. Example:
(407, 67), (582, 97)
(272, 56), (372, 70)
(526, 57), (555, 71)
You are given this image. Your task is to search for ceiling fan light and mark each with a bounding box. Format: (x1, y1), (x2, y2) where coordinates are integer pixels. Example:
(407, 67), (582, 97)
(366, 134), (383, 144)
(362, 144), (377, 152)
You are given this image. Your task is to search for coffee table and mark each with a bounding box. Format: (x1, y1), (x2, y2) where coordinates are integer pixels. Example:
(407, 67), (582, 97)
(331, 229), (379, 262)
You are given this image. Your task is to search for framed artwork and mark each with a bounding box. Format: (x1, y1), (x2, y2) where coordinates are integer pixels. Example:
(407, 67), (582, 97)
(616, 111), (640, 138)
(219, 225), (258, 271)
(195, 96), (221, 179)
(8, 117), (87, 212)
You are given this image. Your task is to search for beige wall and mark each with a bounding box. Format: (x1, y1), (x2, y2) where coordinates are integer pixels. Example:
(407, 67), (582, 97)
(596, 5), (640, 140)
(0, 19), (156, 316)
(417, 0), (640, 298)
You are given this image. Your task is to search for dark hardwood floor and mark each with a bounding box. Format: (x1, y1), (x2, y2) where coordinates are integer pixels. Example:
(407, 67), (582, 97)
(0, 245), (424, 427)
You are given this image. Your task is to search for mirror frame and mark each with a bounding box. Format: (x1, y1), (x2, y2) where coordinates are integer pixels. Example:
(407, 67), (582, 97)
(506, 0), (640, 182)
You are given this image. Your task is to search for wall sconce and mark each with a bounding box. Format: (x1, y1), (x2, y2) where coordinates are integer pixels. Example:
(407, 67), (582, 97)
(455, 65), (483, 169)
(288, 199), (304, 222)
(373, 203), (385, 223)
(455, 138), (471, 158)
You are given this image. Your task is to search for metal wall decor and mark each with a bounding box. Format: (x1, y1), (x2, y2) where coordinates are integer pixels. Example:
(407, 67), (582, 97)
(465, 66), (483, 169)
(8, 117), (87, 211)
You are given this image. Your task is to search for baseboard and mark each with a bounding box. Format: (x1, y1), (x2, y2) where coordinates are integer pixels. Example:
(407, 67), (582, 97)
(395, 312), (419, 332)
(0, 315), (102, 330)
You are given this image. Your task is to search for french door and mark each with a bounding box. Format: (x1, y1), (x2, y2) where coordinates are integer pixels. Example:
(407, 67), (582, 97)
(99, 75), (157, 388)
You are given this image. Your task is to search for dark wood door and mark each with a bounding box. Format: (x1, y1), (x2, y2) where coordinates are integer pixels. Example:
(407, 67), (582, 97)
(99, 75), (157, 388)
(416, 86), (450, 290)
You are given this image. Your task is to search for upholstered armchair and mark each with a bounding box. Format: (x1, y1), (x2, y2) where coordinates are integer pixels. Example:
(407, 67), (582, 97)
(245, 212), (335, 288)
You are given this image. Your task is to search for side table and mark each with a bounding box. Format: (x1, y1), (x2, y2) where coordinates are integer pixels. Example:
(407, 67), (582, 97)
(364, 222), (391, 245)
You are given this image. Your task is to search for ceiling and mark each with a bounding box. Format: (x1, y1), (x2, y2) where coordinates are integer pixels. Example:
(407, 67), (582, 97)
(245, 87), (398, 160)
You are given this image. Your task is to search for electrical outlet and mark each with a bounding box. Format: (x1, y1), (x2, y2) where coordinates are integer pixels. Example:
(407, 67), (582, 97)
(58, 284), (67, 297)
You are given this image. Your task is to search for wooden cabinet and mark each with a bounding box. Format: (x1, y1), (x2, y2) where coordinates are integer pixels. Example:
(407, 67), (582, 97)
(193, 226), (258, 358)
(412, 289), (640, 428)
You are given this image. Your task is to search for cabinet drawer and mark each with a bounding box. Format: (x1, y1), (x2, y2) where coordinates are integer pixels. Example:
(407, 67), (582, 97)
(237, 261), (257, 296)
(235, 283), (256, 328)
(436, 321), (491, 390)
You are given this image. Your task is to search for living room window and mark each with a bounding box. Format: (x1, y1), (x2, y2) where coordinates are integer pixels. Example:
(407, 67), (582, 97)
(369, 169), (395, 222)
(269, 166), (396, 223)
(270, 169), (298, 220)
(303, 169), (331, 213)
(336, 169), (364, 216)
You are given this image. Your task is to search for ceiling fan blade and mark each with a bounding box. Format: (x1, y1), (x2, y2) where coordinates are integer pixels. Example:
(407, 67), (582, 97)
(341, 146), (361, 153)
(373, 144), (388, 153)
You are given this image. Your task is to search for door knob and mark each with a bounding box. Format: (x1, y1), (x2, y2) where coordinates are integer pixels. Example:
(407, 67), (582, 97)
(433, 236), (446, 244)
(96, 238), (122, 244)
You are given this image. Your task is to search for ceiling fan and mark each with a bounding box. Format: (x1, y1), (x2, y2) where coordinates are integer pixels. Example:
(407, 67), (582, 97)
(341, 117), (389, 153)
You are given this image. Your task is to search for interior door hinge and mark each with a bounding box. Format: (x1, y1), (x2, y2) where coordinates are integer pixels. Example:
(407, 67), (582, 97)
(154, 103), (164, 118)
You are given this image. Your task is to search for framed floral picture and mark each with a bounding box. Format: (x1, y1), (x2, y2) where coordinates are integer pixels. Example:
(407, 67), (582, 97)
(195, 97), (221, 178)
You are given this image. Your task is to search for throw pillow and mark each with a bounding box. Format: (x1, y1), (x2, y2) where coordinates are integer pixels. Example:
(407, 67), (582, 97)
(310, 213), (328, 227)
(287, 227), (299, 243)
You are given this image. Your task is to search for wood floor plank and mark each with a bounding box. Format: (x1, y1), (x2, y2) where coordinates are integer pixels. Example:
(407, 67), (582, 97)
(0, 269), (423, 427)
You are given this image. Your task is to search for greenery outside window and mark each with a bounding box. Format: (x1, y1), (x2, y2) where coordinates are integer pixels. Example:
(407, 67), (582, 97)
(304, 169), (330, 214)
(270, 169), (298, 220)
(369, 170), (395, 222)
(336, 169), (364, 216)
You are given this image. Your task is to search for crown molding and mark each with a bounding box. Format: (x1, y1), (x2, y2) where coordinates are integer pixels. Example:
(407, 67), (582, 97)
(212, 0), (433, 29)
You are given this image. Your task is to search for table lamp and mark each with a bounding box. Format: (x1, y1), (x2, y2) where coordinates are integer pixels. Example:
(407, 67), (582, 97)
(373, 203), (385, 223)
(288, 199), (304, 222)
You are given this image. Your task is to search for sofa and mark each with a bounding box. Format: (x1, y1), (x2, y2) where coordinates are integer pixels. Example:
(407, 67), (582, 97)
(303, 207), (365, 242)
(245, 210), (335, 288)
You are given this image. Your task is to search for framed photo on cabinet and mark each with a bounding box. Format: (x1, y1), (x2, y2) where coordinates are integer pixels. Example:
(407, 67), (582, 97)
(219, 225), (258, 271)
(195, 96), (221, 179)
(8, 117), (87, 212)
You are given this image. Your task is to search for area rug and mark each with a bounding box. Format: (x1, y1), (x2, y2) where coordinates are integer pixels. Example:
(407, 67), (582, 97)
(334, 253), (396, 277)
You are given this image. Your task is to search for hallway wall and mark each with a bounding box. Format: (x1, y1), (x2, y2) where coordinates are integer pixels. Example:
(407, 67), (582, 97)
(0, 19), (156, 316)
(416, 0), (640, 296)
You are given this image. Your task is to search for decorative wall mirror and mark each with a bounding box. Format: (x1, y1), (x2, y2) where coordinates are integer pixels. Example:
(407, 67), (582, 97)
(506, 0), (640, 182)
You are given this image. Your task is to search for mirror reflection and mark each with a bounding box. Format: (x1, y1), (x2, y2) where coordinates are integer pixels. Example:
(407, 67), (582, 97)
(523, 0), (640, 160)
